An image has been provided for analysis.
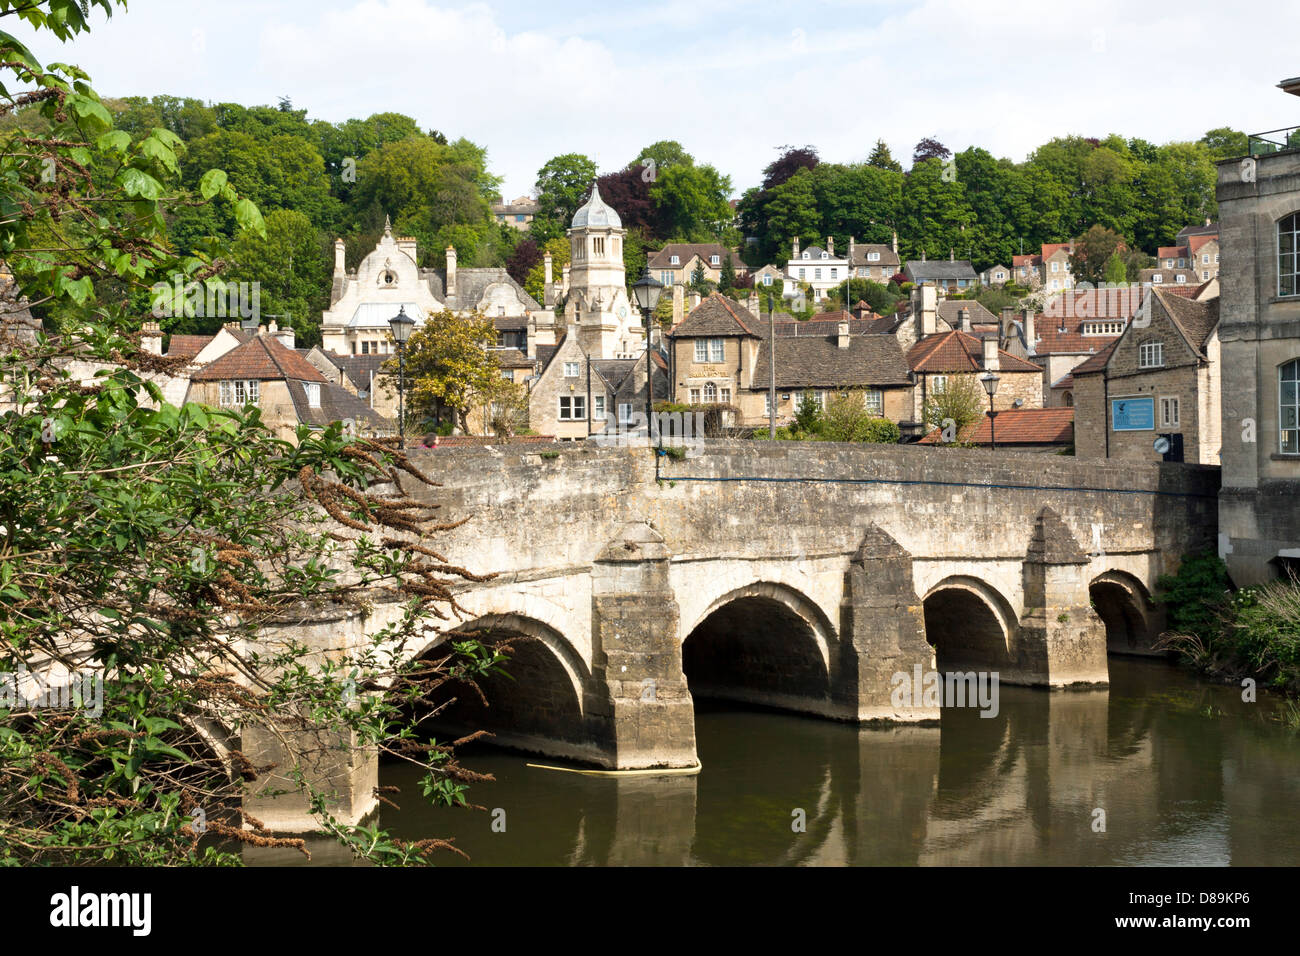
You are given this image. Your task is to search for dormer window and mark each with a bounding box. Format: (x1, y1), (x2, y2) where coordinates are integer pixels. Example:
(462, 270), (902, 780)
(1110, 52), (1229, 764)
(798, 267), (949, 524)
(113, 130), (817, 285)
(868, 252), (880, 261)
(710, 255), (720, 265)
(304, 382), (320, 408)
(802, 252), (809, 259)
(820, 252), (828, 260)
(670, 255), (680, 265)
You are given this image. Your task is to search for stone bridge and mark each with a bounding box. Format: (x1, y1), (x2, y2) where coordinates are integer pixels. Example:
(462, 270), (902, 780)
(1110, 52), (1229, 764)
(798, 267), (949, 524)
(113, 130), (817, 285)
(248, 441), (1219, 829)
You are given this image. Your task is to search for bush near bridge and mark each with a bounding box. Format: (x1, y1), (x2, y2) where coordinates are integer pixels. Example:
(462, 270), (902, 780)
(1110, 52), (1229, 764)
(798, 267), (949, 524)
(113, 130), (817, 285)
(1156, 552), (1300, 698)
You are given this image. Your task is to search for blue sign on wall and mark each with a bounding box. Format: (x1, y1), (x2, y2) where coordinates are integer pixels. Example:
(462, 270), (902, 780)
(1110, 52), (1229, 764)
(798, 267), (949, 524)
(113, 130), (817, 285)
(1112, 397), (1155, 431)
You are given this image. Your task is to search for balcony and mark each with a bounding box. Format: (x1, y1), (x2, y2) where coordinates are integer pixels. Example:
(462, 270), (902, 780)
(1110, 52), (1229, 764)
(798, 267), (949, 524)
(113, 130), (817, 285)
(1248, 125), (1300, 156)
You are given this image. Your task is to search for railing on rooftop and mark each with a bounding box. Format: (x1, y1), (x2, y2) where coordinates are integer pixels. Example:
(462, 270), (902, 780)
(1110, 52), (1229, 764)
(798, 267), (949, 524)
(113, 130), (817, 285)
(1248, 126), (1300, 156)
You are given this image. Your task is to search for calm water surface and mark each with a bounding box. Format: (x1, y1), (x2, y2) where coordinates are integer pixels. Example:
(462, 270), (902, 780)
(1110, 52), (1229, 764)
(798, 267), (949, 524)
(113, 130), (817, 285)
(248, 658), (1300, 866)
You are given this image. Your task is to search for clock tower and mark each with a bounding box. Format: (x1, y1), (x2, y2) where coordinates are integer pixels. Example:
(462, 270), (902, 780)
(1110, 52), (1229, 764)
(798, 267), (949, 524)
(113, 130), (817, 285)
(564, 184), (643, 358)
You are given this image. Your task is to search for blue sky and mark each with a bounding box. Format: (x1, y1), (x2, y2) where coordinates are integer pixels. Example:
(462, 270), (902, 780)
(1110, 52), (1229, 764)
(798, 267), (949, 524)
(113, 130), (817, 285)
(15, 0), (1300, 199)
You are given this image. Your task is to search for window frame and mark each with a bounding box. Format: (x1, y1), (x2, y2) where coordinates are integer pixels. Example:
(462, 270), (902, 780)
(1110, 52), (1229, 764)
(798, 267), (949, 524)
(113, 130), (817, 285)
(1159, 395), (1180, 428)
(564, 361), (581, 378)
(1138, 341), (1164, 369)
(1281, 359), (1300, 453)
(1279, 212), (1300, 297)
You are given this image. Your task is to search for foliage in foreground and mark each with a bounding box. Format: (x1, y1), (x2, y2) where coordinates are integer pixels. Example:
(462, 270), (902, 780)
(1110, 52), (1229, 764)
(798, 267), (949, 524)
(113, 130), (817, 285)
(0, 4), (504, 865)
(1156, 552), (1300, 696)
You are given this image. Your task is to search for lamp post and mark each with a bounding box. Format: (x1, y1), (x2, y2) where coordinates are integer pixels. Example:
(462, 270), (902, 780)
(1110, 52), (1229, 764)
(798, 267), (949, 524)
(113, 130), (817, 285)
(631, 268), (664, 441)
(388, 305), (415, 447)
(766, 290), (778, 438)
(980, 371), (1000, 451)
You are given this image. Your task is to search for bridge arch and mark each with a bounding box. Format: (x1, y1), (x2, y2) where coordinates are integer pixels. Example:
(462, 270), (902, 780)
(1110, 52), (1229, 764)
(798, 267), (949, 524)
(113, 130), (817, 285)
(922, 576), (1019, 673)
(406, 612), (590, 756)
(1089, 570), (1162, 655)
(681, 580), (834, 715)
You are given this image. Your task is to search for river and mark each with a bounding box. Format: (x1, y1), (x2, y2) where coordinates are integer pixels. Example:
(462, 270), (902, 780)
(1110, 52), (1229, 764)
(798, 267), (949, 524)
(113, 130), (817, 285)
(246, 657), (1300, 866)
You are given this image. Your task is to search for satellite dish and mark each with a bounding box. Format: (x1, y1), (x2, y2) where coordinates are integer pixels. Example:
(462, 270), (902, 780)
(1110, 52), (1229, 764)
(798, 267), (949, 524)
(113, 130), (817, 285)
(1013, 398), (1024, 408)
(1153, 436), (1171, 455)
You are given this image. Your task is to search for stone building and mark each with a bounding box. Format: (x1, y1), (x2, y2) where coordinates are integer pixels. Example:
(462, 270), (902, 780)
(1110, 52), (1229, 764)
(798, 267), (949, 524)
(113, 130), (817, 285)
(1029, 286), (1145, 407)
(559, 185), (647, 360)
(187, 329), (391, 442)
(903, 256), (977, 292)
(319, 216), (550, 358)
(527, 320), (667, 440)
(786, 236), (850, 303)
(665, 293), (911, 428)
(918, 406), (1075, 452)
(1070, 285), (1220, 465)
(491, 195), (539, 231)
(646, 243), (747, 289)
(906, 327), (1044, 425)
(1216, 77), (1300, 583)
(846, 237), (900, 282)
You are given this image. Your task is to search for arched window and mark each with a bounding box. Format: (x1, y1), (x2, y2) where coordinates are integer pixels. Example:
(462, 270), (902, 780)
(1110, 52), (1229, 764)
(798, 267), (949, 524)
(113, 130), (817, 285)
(1064, 391), (1074, 407)
(1281, 359), (1300, 453)
(1280, 213), (1300, 297)
(703, 382), (717, 403)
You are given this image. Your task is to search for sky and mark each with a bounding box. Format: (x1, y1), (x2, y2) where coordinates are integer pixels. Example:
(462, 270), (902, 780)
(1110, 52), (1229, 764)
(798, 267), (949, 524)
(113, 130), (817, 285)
(14, 0), (1300, 200)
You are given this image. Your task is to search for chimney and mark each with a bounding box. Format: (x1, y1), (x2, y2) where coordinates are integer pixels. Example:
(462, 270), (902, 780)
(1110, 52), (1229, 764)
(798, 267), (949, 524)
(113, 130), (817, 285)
(747, 291), (760, 316)
(672, 283), (684, 327)
(792, 236), (800, 258)
(848, 236), (856, 265)
(958, 307), (971, 333)
(141, 320), (163, 356)
(1023, 308), (1036, 354)
(891, 230), (898, 254)
(837, 320), (850, 349)
(688, 290), (701, 312)
(921, 249), (926, 262)
(561, 263), (571, 295)
(445, 245), (457, 300)
(827, 236), (834, 257)
(949, 248), (955, 262)
(333, 238), (346, 276)
(543, 252), (554, 307)
(982, 336), (1000, 372)
(1000, 306), (1014, 338)
(919, 284), (937, 336)
(275, 324), (295, 350)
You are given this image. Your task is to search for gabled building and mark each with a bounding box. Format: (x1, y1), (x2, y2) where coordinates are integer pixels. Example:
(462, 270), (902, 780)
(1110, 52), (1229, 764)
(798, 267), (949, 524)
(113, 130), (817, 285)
(527, 320), (668, 440)
(981, 264), (1011, 286)
(1070, 285), (1220, 464)
(903, 256), (977, 292)
(647, 243), (747, 289)
(786, 236), (850, 302)
(491, 195), (539, 231)
(1027, 286), (1145, 407)
(906, 326), (1044, 426)
(846, 237), (900, 283)
(188, 329), (392, 442)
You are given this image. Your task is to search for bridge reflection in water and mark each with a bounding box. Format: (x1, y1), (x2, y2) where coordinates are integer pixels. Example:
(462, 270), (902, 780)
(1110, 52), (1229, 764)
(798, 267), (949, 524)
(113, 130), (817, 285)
(245, 658), (1300, 866)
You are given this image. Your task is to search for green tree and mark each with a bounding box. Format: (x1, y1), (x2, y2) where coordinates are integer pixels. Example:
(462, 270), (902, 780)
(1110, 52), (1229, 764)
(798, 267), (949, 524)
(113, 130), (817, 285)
(651, 162), (733, 241)
(867, 139), (903, 172)
(818, 392), (900, 443)
(1103, 252), (1128, 284)
(224, 208), (331, 345)
(531, 152), (598, 243)
(718, 253), (737, 294)
(923, 376), (984, 442)
(794, 391), (822, 434)
(392, 309), (504, 432)
(1200, 127), (1249, 162)
(0, 2), (502, 866)
(1070, 224), (1127, 284)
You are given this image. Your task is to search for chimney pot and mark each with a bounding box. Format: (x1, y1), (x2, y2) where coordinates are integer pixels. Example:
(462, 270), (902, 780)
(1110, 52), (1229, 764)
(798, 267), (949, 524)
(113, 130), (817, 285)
(982, 336), (999, 372)
(837, 320), (850, 349)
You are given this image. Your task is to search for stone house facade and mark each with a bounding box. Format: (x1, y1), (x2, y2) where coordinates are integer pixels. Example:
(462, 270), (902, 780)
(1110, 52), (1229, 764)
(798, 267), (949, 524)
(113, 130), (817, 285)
(847, 237), (900, 282)
(1216, 86), (1300, 582)
(1071, 286), (1220, 465)
(646, 243), (747, 289)
(906, 328), (1044, 425)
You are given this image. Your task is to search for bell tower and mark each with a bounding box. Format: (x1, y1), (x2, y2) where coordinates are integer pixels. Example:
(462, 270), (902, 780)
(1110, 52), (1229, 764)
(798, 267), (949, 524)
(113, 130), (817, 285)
(564, 184), (642, 358)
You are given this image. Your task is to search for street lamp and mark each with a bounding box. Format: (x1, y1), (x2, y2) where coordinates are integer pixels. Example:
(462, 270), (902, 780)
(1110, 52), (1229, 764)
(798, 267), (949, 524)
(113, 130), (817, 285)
(389, 305), (415, 447)
(980, 371), (1001, 451)
(631, 268), (664, 439)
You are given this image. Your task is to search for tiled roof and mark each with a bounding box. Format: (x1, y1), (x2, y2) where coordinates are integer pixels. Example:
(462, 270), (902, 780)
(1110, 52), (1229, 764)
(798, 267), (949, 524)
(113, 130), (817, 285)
(751, 334), (910, 389)
(848, 243), (900, 267)
(772, 314), (877, 337)
(1069, 339), (1120, 377)
(165, 334), (215, 358)
(907, 329), (1041, 373)
(492, 347), (535, 369)
(1041, 242), (1073, 260)
(1187, 233), (1217, 255)
(494, 314), (528, 331)
(905, 260), (977, 280)
(289, 380), (392, 431)
(1041, 287), (1144, 322)
(1013, 254), (1041, 267)
(670, 293), (761, 338)
(192, 333), (329, 383)
(938, 299), (997, 328)
(919, 407), (1073, 446)
(1156, 287), (1219, 356)
(1140, 268), (1201, 286)
(317, 351), (389, 389)
(646, 243), (743, 271)
(1032, 328), (1122, 354)
(1176, 221), (1218, 241)
(1157, 245), (1186, 259)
